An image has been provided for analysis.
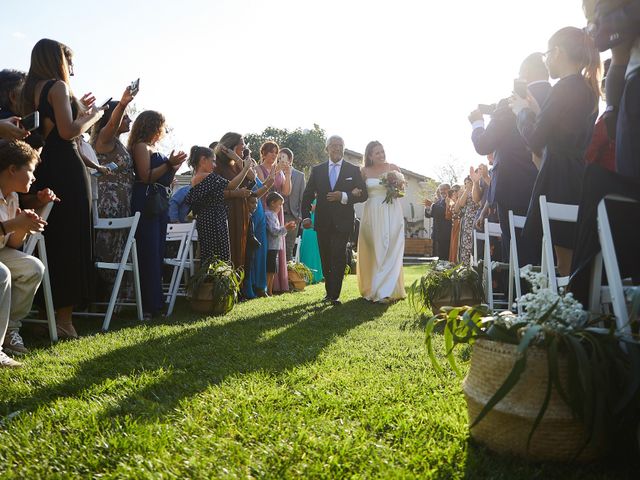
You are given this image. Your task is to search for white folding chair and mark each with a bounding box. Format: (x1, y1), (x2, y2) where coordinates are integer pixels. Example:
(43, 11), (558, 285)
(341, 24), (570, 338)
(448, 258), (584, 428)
(474, 219), (505, 309)
(164, 221), (196, 317)
(75, 213), (143, 331)
(22, 202), (57, 342)
(539, 196), (579, 294)
(507, 211), (527, 315)
(590, 195), (640, 335)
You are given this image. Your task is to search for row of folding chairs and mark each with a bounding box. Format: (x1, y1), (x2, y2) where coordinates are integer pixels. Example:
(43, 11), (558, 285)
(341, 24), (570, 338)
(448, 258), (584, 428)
(473, 195), (638, 334)
(22, 203), (197, 341)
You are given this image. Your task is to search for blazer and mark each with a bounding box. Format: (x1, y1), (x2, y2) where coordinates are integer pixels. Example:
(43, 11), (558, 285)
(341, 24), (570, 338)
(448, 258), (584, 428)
(471, 81), (552, 211)
(425, 197), (451, 244)
(283, 168), (306, 220)
(301, 160), (368, 233)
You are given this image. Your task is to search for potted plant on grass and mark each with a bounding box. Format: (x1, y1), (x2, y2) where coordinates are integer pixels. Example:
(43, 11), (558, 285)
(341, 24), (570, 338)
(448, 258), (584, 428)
(408, 260), (484, 314)
(187, 258), (244, 315)
(287, 261), (313, 291)
(424, 266), (640, 462)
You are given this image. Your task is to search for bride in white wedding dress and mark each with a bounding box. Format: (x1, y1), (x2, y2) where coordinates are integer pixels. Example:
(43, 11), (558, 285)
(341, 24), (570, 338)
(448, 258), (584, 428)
(356, 141), (406, 303)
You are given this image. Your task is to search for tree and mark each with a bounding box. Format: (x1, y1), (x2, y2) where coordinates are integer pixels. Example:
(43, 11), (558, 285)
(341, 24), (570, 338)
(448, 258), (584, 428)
(245, 124), (327, 176)
(435, 155), (467, 186)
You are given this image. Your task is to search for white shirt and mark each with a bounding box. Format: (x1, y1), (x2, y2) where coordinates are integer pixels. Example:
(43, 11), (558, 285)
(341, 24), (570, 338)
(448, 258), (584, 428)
(0, 189), (19, 248)
(328, 159), (348, 204)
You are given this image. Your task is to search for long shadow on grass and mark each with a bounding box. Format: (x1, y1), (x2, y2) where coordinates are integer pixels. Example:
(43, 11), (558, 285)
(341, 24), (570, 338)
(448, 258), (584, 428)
(3, 297), (388, 423)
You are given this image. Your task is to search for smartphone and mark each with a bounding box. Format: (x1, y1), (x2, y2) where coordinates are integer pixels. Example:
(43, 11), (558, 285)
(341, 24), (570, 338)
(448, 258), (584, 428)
(478, 104), (496, 115)
(513, 79), (529, 99)
(130, 78), (140, 95)
(91, 161), (118, 177)
(20, 111), (40, 132)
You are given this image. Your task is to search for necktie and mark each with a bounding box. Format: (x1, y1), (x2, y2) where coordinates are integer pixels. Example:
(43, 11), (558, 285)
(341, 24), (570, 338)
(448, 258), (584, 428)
(329, 162), (339, 190)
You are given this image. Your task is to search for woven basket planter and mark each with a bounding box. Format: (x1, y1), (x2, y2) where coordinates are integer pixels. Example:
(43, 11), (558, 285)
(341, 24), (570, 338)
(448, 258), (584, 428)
(188, 283), (232, 315)
(288, 269), (307, 291)
(462, 338), (603, 462)
(431, 285), (481, 312)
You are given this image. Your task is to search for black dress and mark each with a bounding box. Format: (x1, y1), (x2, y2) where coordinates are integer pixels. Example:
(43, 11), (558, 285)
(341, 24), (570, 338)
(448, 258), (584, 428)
(516, 74), (598, 248)
(186, 173), (230, 264)
(33, 80), (94, 308)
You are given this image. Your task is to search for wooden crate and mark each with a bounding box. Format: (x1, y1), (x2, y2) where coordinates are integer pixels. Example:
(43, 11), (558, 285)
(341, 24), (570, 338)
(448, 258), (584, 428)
(404, 238), (432, 256)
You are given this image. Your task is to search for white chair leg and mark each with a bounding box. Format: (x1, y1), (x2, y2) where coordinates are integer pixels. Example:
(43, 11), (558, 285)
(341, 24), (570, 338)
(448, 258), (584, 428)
(589, 252), (603, 314)
(102, 263), (126, 332)
(131, 243), (144, 321)
(37, 238), (57, 343)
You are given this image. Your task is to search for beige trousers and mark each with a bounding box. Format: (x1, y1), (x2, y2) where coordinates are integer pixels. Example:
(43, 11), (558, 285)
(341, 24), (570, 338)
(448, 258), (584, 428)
(0, 248), (44, 345)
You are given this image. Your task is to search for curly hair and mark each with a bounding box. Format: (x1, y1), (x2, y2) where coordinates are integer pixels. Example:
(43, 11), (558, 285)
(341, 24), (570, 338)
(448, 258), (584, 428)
(0, 139), (40, 172)
(127, 110), (166, 152)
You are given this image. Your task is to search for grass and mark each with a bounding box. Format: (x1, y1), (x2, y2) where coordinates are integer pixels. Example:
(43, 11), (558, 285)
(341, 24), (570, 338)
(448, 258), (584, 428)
(0, 266), (637, 479)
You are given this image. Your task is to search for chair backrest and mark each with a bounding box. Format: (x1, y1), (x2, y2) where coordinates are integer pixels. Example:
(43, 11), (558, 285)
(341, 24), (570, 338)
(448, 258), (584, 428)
(24, 201), (55, 256)
(539, 195), (579, 293)
(94, 212), (141, 267)
(166, 221), (197, 262)
(472, 220), (502, 266)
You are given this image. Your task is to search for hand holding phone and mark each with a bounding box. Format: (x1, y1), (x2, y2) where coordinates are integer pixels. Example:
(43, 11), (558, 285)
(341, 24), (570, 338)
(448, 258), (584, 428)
(19, 111), (40, 132)
(130, 78), (140, 96)
(98, 97), (113, 110)
(513, 79), (529, 99)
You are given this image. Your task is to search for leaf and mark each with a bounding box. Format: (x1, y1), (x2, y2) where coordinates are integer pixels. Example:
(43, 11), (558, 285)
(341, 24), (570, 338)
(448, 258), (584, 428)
(527, 346), (554, 450)
(444, 320), (462, 377)
(425, 317), (444, 375)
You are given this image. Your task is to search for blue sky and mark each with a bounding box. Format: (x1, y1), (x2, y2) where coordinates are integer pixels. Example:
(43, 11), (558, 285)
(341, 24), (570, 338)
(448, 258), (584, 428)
(2, 0), (590, 180)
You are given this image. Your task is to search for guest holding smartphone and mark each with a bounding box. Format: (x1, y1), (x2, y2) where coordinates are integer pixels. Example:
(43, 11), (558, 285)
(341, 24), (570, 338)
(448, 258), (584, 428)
(19, 38), (104, 338)
(129, 111), (187, 319)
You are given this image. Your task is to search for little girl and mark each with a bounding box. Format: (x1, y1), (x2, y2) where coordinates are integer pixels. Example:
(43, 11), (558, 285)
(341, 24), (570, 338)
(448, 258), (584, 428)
(264, 192), (296, 295)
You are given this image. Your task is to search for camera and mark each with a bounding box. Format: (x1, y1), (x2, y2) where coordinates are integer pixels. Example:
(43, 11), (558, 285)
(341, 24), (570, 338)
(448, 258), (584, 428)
(242, 148), (251, 160)
(478, 103), (497, 115)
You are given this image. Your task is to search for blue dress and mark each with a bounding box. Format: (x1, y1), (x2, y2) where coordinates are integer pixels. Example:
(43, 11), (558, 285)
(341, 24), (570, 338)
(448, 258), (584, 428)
(244, 178), (268, 298)
(131, 152), (175, 316)
(300, 205), (324, 283)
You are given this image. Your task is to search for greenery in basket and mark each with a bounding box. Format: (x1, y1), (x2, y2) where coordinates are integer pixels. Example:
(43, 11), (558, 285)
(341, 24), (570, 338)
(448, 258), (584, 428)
(287, 261), (313, 284)
(425, 266), (640, 452)
(408, 260), (484, 313)
(188, 258), (244, 314)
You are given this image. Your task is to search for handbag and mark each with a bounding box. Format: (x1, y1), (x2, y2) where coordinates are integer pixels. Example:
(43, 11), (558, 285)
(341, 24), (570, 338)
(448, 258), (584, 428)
(142, 168), (169, 218)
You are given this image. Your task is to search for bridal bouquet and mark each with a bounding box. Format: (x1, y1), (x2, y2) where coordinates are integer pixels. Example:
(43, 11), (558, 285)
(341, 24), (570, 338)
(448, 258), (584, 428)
(379, 171), (407, 204)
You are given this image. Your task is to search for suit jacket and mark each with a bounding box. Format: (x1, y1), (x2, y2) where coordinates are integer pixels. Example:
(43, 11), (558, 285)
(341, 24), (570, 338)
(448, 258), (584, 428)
(283, 168), (306, 220)
(425, 197), (451, 244)
(471, 81), (552, 211)
(301, 160), (368, 233)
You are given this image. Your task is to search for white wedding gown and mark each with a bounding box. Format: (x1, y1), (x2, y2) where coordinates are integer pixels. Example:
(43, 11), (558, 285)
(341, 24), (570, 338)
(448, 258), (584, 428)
(357, 178), (406, 302)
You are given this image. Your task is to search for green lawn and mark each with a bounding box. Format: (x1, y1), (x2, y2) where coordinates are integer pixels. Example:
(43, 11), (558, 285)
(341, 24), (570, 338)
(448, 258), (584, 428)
(0, 266), (636, 479)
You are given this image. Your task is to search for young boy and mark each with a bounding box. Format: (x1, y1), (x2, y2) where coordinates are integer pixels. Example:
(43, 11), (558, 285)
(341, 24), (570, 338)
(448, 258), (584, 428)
(264, 192), (296, 296)
(0, 140), (47, 367)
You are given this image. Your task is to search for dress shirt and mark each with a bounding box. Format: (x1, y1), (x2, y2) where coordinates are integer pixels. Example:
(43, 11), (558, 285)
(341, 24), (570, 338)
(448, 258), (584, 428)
(328, 159), (348, 205)
(0, 189), (19, 247)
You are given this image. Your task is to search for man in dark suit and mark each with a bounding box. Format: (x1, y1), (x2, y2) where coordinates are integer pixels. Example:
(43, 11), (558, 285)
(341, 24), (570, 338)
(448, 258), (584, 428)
(301, 135), (367, 305)
(468, 52), (552, 265)
(424, 184), (451, 259)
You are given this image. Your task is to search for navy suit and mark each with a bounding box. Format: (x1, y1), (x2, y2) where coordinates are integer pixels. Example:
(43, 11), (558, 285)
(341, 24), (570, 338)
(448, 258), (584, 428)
(471, 81), (552, 265)
(425, 197), (451, 259)
(301, 160), (367, 300)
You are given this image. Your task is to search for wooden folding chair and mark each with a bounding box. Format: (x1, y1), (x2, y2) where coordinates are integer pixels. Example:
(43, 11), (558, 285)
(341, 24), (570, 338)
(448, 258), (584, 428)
(164, 221), (196, 317)
(539, 196), (579, 294)
(22, 202), (57, 342)
(75, 212), (143, 331)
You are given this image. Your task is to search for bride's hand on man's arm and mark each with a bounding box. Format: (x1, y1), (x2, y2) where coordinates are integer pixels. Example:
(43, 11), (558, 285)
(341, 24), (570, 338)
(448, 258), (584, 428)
(351, 188), (362, 197)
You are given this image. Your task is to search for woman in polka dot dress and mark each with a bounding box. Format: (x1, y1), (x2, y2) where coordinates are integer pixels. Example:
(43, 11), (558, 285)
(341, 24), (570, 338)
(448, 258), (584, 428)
(186, 145), (254, 265)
